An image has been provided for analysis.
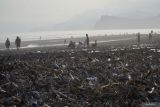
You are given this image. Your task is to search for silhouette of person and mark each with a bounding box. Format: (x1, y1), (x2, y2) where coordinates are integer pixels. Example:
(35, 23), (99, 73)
(86, 34), (89, 48)
(137, 32), (140, 47)
(68, 41), (75, 48)
(15, 36), (21, 50)
(149, 30), (153, 44)
(5, 38), (10, 49)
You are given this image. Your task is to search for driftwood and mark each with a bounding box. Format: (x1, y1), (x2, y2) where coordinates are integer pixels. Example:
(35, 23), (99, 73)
(0, 47), (160, 106)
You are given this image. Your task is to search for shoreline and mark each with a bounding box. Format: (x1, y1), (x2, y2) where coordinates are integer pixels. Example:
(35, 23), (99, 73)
(0, 33), (159, 52)
(0, 34), (145, 50)
(0, 37), (136, 51)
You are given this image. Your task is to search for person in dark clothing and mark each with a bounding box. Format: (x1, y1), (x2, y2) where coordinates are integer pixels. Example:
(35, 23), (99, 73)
(68, 41), (76, 48)
(5, 38), (10, 49)
(15, 36), (21, 50)
(86, 34), (89, 48)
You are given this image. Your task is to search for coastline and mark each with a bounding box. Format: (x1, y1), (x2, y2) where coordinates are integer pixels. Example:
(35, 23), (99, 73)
(0, 33), (160, 52)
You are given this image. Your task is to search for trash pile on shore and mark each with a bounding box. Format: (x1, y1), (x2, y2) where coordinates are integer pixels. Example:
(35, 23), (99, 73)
(0, 48), (160, 107)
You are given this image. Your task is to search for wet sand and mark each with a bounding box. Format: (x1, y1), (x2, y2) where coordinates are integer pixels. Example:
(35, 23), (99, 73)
(0, 34), (133, 49)
(0, 33), (160, 51)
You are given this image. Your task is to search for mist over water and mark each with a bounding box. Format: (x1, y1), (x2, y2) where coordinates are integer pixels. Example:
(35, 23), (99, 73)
(0, 29), (160, 43)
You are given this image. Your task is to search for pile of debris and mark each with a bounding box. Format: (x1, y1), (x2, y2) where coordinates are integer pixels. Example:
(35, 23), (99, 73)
(0, 48), (160, 107)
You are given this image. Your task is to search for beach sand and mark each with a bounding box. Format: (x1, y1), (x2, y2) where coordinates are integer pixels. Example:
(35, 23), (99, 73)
(0, 33), (160, 52)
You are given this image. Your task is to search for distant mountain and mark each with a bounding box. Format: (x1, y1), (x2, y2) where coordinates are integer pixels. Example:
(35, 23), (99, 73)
(33, 10), (106, 31)
(95, 15), (160, 29)
(32, 10), (160, 31)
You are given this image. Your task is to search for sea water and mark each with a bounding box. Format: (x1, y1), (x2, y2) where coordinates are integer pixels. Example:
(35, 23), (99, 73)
(0, 29), (160, 43)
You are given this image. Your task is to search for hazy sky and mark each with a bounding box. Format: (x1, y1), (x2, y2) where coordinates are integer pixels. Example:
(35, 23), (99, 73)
(0, 0), (160, 32)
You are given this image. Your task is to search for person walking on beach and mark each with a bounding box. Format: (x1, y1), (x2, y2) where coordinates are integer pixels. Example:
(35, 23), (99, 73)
(15, 36), (21, 50)
(5, 38), (10, 49)
(85, 34), (89, 48)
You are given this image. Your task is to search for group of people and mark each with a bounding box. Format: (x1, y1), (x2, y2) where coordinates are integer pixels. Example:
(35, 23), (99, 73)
(5, 36), (21, 50)
(137, 30), (154, 46)
(68, 34), (97, 49)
